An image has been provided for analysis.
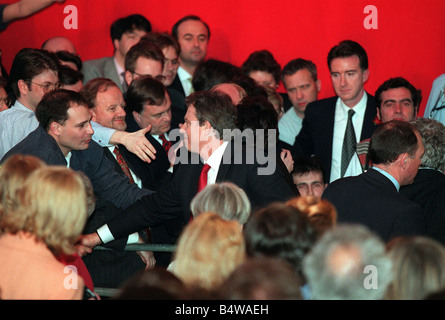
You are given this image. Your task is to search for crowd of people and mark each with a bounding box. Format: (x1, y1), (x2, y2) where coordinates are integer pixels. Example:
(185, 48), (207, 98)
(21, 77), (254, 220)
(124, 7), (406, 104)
(0, 1), (445, 300)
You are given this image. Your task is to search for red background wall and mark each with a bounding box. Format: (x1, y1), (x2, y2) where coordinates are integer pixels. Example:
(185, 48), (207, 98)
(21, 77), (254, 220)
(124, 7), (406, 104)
(0, 0), (444, 115)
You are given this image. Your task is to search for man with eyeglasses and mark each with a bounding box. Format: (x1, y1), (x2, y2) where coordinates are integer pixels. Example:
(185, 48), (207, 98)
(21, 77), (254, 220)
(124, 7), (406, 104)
(0, 76), (10, 112)
(0, 48), (60, 159)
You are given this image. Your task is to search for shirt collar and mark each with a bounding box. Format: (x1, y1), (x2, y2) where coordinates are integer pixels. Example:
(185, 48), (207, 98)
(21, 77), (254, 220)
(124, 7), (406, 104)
(372, 166), (400, 191)
(203, 141), (229, 169)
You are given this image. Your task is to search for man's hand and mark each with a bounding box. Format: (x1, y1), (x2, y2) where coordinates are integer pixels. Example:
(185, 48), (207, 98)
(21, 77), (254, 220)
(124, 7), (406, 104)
(110, 125), (157, 163)
(280, 148), (294, 173)
(137, 250), (156, 270)
(76, 232), (102, 256)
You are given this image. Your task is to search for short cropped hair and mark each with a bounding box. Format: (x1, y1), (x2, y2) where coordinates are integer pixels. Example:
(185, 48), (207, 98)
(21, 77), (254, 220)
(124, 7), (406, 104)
(58, 64), (84, 87)
(282, 58), (318, 82)
(80, 77), (119, 109)
(186, 90), (237, 139)
(190, 182), (251, 224)
(124, 40), (165, 72)
(125, 76), (167, 114)
(327, 40), (368, 71)
(375, 77), (422, 113)
(110, 14), (151, 42)
(35, 89), (88, 131)
(171, 15), (210, 40)
(142, 32), (180, 55)
(368, 120), (420, 165)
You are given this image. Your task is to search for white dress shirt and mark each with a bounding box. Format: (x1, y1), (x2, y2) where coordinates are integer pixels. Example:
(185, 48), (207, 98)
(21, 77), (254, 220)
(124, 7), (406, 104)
(330, 92), (368, 183)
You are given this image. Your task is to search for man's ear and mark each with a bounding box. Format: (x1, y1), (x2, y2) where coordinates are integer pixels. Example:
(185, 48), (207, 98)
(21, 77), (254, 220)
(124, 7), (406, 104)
(124, 70), (133, 87)
(316, 79), (322, 92)
(362, 69), (370, 83)
(90, 108), (97, 122)
(398, 153), (410, 170)
(49, 121), (62, 137)
(17, 79), (29, 96)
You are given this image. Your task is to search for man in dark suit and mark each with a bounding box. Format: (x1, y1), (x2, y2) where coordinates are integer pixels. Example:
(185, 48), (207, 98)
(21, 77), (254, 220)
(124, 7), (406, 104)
(400, 118), (445, 245)
(81, 90), (298, 250)
(169, 15), (210, 97)
(322, 120), (426, 243)
(82, 14), (151, 93)
(292, 40), (377, 183)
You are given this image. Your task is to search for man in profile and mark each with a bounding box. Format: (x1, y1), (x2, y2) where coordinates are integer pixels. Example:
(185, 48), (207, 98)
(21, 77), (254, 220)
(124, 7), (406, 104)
(322, 120), (426, 242)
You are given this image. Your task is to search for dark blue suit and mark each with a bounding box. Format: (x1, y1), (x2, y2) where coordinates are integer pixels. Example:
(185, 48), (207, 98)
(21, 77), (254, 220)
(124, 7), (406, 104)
(322, 168), (426, 242)
(292, 94), (377, 182)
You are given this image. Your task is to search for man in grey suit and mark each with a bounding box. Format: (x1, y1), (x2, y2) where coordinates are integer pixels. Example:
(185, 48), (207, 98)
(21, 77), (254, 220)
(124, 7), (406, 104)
(82, 14), (151, 92)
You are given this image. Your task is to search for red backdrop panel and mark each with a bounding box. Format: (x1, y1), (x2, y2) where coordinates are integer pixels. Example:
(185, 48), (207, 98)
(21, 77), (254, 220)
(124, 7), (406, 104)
(0, 0), (444, 115)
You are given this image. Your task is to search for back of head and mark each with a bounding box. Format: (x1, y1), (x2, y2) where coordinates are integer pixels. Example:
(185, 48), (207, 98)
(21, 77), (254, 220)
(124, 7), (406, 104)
(0, 154), (46, 221)
(125, 76), (166, 114)
(190, 182), (251, 224)
(303, 224), (392, 300)
(231, 75), (268, 99)
(386, 236), (445, 300)
(173, 212), (245, 290)
(110, 14), (151, 42)
(192, 59), (242, 92)
(9, 48), (60, 99)
(1, 166), (87, 256)
(35, 89), (88, 131)
(286, 196), (337, 237)
(55, 50), (83, 71)
(241, 50), (281, 85)
(368, 120), (419, 165)
(412, 117), (445, 171)
(243, 203), (316, 277)
(185, 90), (238, 139)
(58, 64), (84, 88)
(219, 257), (303, 300)
(114, 267), (186, 300)
(327, 40), (368, 71)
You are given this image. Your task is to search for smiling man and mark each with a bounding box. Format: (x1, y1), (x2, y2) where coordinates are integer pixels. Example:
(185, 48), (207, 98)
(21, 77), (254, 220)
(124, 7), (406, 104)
(292, 40), (377, 183)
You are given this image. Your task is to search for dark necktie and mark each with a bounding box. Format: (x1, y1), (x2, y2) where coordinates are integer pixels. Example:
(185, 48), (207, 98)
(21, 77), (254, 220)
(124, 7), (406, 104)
(341, 109), (357, 177)
(113, 146), (134, 184)
(160, 133), (172, 155)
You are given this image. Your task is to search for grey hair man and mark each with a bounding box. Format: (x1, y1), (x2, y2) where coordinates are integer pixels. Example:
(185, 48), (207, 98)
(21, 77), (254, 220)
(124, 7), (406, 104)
(303, 224), (393, 300)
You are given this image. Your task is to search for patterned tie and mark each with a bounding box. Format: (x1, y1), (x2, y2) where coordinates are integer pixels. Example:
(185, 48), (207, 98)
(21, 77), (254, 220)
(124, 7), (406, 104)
(113, 146), (134, 184)
(188, 77), (194, 94)
(160, 133), (172, 155)
(341, 109), (357, 177)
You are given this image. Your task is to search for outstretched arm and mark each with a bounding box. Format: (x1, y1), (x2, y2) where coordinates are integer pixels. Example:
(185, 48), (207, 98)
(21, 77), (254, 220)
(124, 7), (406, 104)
(3, 0), (65, 23)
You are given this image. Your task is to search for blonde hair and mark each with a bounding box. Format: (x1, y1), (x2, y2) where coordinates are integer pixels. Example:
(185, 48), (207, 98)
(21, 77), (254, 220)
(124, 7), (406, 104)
(386, 236), (445, 300)
(286, 196), (337, 236)
(0, 155), (46, 223)
(190, 182), (251, 224)
(1, 166), (88, 255)
(173, 212), (246, 290)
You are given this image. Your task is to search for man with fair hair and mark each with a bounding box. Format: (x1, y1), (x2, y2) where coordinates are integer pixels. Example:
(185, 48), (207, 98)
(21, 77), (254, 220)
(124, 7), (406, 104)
(322, 120), (426, 242)
(303, 224), (393, 300)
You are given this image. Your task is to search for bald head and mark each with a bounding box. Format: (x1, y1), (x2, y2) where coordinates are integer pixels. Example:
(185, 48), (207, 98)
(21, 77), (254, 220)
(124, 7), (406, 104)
(42, 37), (77, 54)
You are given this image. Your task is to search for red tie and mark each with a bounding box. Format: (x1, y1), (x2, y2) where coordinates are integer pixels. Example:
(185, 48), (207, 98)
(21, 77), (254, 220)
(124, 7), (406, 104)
(197, 164), (211, 194)
(113, 146), (135, 184)
(160, 133), (172, 155)
(191, 164), (211, 222)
